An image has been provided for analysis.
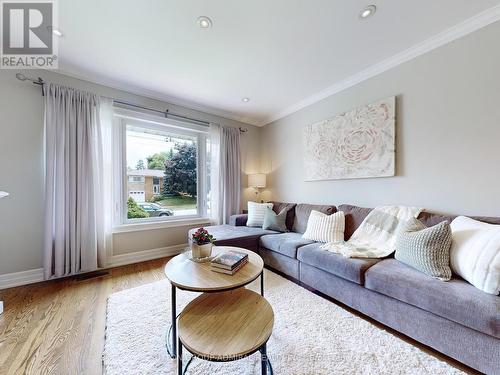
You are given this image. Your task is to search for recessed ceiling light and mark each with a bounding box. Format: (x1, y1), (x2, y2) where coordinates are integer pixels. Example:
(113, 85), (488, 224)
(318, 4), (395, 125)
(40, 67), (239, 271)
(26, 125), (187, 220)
(242, 97), (250, 103)
(197, 16), (212, 29)
(359, 5), (376, 19)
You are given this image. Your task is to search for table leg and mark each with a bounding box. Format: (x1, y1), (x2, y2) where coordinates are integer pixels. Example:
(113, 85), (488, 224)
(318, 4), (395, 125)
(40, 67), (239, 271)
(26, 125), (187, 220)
(166, 284), (177, 358)
(260, 343), (268, 375)
(177, 337), (183, 375)
(260, 271), (264, 297)
(172, 284), (177, 357)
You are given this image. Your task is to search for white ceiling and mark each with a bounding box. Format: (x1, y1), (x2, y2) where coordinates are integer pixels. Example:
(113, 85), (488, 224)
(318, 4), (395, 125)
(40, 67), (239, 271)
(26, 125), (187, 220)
(58, 0), (500, 126)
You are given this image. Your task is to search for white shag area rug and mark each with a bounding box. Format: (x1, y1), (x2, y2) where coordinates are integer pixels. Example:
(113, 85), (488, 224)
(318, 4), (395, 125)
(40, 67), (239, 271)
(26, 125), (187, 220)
(104, 269), (463, 375)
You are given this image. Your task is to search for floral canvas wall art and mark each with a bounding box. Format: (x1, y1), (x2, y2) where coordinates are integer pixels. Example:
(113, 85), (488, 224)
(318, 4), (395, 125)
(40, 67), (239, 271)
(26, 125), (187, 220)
(304, 97), (396, 181)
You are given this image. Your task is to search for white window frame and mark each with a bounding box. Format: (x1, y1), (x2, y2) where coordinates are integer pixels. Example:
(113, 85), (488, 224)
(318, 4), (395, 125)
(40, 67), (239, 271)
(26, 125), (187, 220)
(113, 107), (209, 227)
(128, 176), (145, 183)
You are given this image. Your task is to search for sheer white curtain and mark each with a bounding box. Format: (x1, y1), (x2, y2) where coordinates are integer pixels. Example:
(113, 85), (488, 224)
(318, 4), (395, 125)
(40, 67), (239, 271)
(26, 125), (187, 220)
(98, 97), (114, 265)
(210, 124), (241, 224)
(209, 124), (221, 223)
(43, 83), (111, 279)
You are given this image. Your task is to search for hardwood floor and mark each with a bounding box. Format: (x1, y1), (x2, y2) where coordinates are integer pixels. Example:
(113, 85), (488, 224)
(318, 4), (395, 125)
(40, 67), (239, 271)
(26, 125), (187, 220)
(0, 258), (170, 375)
(0, 258), (476, 375)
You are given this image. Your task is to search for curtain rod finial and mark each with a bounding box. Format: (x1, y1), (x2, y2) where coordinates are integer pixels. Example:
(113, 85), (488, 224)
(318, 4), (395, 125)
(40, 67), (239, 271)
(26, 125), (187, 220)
(15, 72), (45, 85)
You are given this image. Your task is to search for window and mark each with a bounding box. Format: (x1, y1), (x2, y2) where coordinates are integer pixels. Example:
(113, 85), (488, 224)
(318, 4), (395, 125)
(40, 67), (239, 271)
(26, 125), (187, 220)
(114, 108), (209, 224)
(128, 176), (145, 183)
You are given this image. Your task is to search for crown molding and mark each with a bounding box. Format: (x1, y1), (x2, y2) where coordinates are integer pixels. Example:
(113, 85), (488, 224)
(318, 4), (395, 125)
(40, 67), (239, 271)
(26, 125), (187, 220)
(54, 68), (261, 127)
(260, 5), (500, 126)
(51, 4), (500, 128)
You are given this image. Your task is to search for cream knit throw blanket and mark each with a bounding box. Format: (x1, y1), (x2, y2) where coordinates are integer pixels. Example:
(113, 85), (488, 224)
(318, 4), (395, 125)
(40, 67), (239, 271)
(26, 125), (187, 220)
(320, 205), (423, 258)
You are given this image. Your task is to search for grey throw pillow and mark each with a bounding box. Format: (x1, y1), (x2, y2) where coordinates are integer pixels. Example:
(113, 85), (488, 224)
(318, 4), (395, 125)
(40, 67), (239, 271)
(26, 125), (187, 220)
(262, 207), (288, 232)
(395, 218), (452, 280)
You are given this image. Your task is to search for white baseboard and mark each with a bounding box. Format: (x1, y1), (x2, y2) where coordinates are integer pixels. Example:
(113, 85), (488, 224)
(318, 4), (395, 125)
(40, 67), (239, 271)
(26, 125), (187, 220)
(0, 268), (44, 290)
(107, 244), (187, 268)
(0, 244), (187, 290)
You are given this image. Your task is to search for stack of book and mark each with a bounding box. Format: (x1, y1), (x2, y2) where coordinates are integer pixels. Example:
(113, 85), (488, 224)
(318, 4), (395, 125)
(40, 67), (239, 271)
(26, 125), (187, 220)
(210, 250), (249, 275)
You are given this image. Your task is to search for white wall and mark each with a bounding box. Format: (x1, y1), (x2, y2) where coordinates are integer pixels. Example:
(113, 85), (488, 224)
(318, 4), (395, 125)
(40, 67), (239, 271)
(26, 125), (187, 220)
(2, 21), (500, 278)
(260, 21), (500, 217)
(0, 70), (259, 275)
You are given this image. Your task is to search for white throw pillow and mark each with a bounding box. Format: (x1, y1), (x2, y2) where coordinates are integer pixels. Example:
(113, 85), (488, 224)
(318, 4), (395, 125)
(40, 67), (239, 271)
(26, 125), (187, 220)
(302, 210), (345, 243)
(247, 202), (273, 227)
(450, 216), (500, 295)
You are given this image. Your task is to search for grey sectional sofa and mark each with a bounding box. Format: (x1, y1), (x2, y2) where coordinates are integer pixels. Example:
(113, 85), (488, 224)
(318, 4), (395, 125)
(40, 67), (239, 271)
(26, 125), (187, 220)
(190, 202), (500, 374)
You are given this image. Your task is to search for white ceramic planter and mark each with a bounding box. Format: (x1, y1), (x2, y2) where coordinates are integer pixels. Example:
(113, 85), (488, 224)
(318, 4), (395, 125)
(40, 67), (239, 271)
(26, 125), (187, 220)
(191, 243), (213, 261)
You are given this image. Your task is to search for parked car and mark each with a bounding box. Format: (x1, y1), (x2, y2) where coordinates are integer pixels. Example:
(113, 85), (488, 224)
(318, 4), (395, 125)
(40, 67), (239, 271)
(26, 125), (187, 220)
(138, 202), (173, 217)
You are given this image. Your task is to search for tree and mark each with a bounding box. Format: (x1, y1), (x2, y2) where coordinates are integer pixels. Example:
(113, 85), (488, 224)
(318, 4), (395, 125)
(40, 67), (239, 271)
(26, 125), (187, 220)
(146, 152), (170, 170)
(136, 159), (145, 170)
(163, 142), (197, 197)
(127, 197), (149, 218)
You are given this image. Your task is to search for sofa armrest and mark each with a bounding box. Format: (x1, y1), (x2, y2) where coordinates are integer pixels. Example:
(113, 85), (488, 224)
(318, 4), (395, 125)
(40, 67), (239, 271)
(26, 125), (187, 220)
(229, 214), (248, 226)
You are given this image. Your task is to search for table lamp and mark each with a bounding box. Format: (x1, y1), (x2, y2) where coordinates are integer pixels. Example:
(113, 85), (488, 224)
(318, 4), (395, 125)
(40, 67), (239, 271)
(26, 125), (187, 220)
(248, 174), (266, 202)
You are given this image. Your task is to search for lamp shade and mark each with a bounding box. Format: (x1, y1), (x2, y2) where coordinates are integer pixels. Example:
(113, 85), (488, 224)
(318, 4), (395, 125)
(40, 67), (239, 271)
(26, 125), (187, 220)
(248, 173), (266, 188)
(0, 191), (9, 199)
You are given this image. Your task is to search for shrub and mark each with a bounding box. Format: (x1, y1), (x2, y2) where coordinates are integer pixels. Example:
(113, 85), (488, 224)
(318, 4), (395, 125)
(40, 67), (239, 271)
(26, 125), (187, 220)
(127, 197), (149, 219)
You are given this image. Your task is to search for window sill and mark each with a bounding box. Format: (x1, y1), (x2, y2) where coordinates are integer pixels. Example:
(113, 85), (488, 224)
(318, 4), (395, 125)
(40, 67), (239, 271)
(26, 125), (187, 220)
(112, 217), (212, 234)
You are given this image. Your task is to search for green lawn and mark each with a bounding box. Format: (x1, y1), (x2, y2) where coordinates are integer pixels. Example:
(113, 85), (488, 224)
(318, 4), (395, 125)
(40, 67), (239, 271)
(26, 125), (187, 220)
(155, 195), (197, 210)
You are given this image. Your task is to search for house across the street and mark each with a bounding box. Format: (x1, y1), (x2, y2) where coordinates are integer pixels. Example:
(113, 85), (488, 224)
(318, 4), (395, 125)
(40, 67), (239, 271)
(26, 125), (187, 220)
(127, 169), (164, 202)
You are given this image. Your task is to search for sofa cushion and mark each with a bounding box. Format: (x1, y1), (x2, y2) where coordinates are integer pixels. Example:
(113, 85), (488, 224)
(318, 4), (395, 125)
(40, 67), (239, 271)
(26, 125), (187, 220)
(297, 243), (381, 284)
(338, 204), (372, 240)
(260, 232), (314, 258)
(338, 206), (500, 237)
(229, 214), (248, 226)
(293, 204), (336, 233)
(189, 225), (277, 252)
(365, 259), (500, 338)
(262, 207), (288, 232)
(247, 202), (273, 227)
(417, 211), (455, 227)
(302, 211), (345, 243)
(395, 218), (453, 280)
(471, 215), (500, 225)
(269, 201), (296, 231)
(450, 216), (500, 295)
(416, 211), (500, 227)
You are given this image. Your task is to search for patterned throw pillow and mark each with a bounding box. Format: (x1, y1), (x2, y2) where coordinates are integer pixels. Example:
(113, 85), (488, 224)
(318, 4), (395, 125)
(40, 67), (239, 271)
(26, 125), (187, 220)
(246, 202), (273, 227)
(302, 210), (345, 243)
(262, 207), (288, 232)
(395, 218), (452, 280)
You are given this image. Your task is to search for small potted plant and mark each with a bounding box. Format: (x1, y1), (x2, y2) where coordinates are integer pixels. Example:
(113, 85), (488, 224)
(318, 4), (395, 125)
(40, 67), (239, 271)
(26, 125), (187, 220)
(191, 227), (216, 261)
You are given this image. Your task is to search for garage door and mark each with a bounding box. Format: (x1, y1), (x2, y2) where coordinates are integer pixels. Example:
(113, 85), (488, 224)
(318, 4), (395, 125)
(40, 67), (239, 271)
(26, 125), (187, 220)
(129, 191), (145, 203)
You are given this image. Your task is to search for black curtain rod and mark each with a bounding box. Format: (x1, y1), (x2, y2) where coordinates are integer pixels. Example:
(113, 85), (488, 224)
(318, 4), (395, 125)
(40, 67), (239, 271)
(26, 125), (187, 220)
(113, 99), (210, 126)
(15, 73), (248, 133)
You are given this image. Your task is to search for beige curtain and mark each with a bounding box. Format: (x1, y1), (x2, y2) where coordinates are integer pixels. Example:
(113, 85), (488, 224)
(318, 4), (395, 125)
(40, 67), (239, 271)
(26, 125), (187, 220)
(210, 125), (241, 224)
(43, 83), (108, 279)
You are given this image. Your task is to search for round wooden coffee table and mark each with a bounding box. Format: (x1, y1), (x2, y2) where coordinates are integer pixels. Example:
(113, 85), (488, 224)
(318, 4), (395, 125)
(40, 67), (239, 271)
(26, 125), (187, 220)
(164, 246), (265, 358)
(177, 289), (274, 375)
